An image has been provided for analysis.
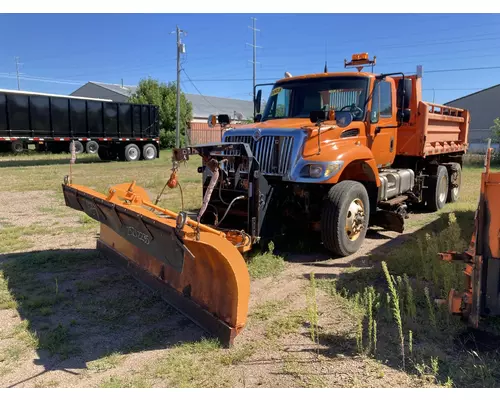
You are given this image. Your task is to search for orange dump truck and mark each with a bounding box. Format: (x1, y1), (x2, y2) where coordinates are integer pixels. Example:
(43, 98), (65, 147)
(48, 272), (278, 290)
(178, 53), (470, 256)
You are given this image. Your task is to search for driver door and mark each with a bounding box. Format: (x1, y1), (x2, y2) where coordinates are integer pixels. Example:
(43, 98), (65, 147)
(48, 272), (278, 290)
(368, 79), (397, 167)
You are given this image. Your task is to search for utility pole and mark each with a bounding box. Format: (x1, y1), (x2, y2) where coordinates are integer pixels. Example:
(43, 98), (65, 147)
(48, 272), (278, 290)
(173, 26), (186, 148)
(15, 57), (21, 90)
(247, 17), (261, 115)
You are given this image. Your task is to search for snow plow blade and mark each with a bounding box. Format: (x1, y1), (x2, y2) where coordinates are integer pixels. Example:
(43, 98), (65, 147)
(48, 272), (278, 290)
(62, 181), (250, 347)
(439, 147), (500, 327)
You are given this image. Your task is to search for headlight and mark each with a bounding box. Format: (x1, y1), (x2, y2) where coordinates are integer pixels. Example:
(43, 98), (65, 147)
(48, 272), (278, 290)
(300, 161), (344, 179)
(309, 165), (323, 178)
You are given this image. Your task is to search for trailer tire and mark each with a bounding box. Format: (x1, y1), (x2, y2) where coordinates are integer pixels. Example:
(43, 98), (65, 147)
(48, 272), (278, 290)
(446, 163), (462, 203)
(321, 180), (370, 257)
(73, 141), (84, 154)
(425, 165), (449, 211)
(124, 144), (140, 162)
(85, 140), (99, 154)
(142, 144), (157, 160)
(11, 140), (24, 153)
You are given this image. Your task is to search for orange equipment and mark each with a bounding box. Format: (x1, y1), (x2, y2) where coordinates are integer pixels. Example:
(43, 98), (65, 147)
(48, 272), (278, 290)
(62, 160), (251, 346)
(439, 147), (500, 326)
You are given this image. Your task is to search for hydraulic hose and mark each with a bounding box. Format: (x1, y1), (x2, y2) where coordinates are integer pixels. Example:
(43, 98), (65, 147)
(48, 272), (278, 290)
(216, 195), (245, 227)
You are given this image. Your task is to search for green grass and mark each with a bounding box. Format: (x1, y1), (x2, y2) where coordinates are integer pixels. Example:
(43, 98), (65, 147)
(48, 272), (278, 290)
(250, 300), (287, 321)
(99, 376), (151, 388)
(265, 309), (307, 339)
(87, 352), (123, 372)
(247, 242), (285, 279)
(0, 225), (49, 253)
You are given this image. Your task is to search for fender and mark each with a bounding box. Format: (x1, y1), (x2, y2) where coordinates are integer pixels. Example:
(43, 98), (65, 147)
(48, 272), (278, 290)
(325, 145), (380, 186)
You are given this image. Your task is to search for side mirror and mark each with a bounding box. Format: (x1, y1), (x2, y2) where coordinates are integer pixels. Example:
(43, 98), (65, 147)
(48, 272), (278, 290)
(397, 78), (412, 110)
(254, 113), (262, 123)
(370, 111), (379, 124)
(254, 89), (262, 115)
(217, 114), (231, 126)
(309, 110), (327, 124)
(399, 109), (411, 123)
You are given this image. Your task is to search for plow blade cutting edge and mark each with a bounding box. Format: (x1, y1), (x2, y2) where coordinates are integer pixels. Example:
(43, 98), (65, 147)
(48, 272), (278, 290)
(62, 181), (250, 347)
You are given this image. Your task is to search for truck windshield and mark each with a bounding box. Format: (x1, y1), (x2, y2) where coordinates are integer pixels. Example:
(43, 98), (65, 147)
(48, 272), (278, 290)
(262, 77), (369, 121)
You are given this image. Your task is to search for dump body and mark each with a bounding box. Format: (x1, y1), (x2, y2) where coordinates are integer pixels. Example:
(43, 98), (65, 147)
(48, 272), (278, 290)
(0, 89), (160, 160)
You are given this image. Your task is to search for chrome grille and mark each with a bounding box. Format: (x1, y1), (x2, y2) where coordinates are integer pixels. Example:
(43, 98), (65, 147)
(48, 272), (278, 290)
(224, 135), (294, 175)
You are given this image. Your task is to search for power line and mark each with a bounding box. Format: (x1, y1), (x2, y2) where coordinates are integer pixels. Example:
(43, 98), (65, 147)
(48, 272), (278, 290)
(182, 69), (221, 113)
(15, 57), (22, 90)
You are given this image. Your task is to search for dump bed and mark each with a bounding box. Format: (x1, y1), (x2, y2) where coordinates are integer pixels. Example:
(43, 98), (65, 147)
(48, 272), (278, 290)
(0, 90), (159, 140)
(393, 75), (469, 158)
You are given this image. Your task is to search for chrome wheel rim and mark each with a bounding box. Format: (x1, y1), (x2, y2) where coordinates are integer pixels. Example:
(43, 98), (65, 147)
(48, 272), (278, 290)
(345, 198), (365, 241)
(145, 147), (155, 159)
(129, 148), (139, 160)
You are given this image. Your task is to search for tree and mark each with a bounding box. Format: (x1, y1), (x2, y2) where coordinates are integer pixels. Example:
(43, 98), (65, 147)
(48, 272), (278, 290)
(130, 78), (193, 148)
(490, 117), (500, 143)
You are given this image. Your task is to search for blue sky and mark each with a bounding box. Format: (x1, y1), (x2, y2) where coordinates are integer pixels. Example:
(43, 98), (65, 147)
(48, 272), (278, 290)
(1, 13), (500, 104)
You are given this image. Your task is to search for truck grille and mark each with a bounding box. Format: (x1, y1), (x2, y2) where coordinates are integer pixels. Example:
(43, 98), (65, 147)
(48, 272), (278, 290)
(224, 135), (294, 175)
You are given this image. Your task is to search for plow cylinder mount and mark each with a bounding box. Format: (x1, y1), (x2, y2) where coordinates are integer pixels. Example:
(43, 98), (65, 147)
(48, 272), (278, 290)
(62, 180), (250, 347)
(439, 148), (500, 327)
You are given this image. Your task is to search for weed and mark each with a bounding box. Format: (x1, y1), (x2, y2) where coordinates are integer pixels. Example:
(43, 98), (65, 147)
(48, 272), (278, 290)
(431, 356), (439, 377)
(382, 261), (405, 370)
(424, 287), (436, 328)
(247, 241), (285, 279)
(373, 320), (377, 354)
(356, 316), (363, 353)
(79, 213), (98, 225)
(408, 330), (413, 355)
(403, 274), (416, 319)
(444, 376), (453, 388)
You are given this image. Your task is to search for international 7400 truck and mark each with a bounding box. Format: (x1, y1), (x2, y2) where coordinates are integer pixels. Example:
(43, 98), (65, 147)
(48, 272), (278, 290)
(179, 53), (470, 256)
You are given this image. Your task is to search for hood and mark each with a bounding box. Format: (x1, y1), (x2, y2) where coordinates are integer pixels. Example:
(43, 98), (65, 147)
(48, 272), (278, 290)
(235, 118), (315, 130)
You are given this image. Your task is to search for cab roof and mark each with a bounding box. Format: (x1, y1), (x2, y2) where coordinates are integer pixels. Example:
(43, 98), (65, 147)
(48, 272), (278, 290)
(276, 71), (375, 84)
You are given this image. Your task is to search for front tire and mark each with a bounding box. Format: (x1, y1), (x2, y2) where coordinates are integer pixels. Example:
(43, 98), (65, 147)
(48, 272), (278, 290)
(321, 180), (370, 257)
(425, 165), (449, 211)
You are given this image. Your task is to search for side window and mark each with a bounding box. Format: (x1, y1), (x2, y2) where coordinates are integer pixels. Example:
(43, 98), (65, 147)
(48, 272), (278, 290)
(372, 81), (392, 118)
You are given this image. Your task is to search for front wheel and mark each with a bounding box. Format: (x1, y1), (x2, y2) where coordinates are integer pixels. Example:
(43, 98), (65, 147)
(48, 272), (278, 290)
(321, 180), (370, 257)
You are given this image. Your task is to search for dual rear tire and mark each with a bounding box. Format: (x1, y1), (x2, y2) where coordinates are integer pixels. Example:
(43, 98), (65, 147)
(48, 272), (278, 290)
(424, 163), (462, 211)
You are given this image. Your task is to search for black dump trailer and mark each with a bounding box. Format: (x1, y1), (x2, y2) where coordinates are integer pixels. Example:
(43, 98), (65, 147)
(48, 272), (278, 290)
(0, 89), (160, 161)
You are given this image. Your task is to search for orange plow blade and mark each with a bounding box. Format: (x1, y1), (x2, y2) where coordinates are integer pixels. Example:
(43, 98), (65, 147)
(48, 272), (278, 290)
(62, 181), (250, 347)
(439, 148), (500, 327)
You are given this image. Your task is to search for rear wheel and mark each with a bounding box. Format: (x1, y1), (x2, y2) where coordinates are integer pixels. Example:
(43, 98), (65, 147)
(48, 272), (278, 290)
(142, 143), (157, 160)
(321, 180), (370, 257)
(73, 141), (84, 154)
(85, 140), (99, 154)
(11, 140), (24, 153)
(425, 165), (449, 211)
(124, 144), (140, 162)
(447, 163), (462, 203)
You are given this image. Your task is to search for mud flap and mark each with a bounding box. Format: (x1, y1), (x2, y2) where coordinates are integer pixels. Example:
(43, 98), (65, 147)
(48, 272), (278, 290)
(369, 209), (405, 233)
